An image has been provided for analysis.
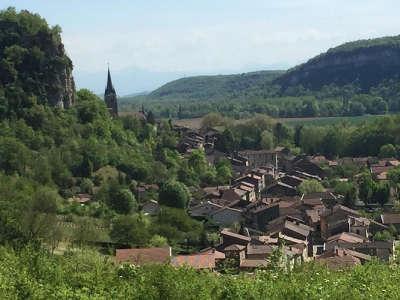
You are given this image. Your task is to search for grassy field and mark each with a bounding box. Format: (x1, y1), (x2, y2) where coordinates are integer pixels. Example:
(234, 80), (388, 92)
(277, 114), (389, 126)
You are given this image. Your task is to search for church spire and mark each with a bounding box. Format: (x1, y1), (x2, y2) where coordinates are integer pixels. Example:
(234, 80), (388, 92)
(104, 65), (118, 117)
(105, 66), (115, 94)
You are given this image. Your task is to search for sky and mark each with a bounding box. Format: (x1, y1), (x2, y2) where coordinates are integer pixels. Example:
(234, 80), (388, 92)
(3, 0), (400, 95)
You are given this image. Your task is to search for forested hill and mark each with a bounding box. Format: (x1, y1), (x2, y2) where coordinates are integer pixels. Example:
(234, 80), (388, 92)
(145, 70), (284, 101)
(0, 7), (75, 118)
(277, 35), (400, 91)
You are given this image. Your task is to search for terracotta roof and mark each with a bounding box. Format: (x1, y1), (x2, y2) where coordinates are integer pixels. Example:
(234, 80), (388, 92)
(116, 247), (171, 265)
(317, 255), (361, 269)
(171, 253), (215, 269)
(240, 259), (269, 269)
(381, 213), (400, 225)
(247, 244), (274, 255)
(221, 188), (242, 202)
(327, 232), (366, 244)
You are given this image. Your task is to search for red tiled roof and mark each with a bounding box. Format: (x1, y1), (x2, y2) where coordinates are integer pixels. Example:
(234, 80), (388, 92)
(115, 247), (171, 265)
(327, 232), (366, 244)
(171, 253), (215, 269)
(247, 244), (274, 255)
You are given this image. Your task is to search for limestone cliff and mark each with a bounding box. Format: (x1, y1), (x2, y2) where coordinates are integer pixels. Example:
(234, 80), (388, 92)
(276, 35), (400, 91)
(0, 8), (75, 112)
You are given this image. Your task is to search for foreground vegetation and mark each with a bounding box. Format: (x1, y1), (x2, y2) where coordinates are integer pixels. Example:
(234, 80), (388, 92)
(0, 246), (399, 299)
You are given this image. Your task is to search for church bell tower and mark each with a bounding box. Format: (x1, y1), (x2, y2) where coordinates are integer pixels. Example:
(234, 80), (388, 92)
(104, 66), (118, 117)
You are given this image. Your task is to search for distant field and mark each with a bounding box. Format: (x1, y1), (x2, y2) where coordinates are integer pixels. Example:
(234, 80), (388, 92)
(277, 114), (390, 126)
(172, 114), (392, 130)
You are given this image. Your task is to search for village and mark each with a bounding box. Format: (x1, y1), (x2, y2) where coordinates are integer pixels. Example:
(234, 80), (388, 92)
(114, 124), (400, 271)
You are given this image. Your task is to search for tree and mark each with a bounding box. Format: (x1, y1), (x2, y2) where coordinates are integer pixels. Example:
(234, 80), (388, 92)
(298, 180), (324, 195)
(349, 102), (366, 116)
(149, 234), (168, 247)
(159, 180), (190, 209)
(201, 112), (226, 129)
(215, 129), (235, 153)
(146, 110), (156, 125)
(110, 214), (151, 247)
(358, 173), (375, 204)
(215, 159), (232, 185)
(22, 187), (60, 241)
(260, 130), (274, 150)
(335, 182), (358, 207)
(379, 144), (397, 158)
(373, 182), (390, 207)
(74, 217), (100, 247)
(274, 122), (291, 144)
(388, 167), (400, 199)
(108, 186), (137, 214)
(294, 125), (303, 147)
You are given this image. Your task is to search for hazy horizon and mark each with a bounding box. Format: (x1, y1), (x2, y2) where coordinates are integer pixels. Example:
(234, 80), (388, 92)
(3, 0), (400, 95)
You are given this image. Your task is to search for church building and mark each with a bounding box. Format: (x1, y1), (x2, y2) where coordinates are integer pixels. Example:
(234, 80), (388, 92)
(104, 67), (118, 117)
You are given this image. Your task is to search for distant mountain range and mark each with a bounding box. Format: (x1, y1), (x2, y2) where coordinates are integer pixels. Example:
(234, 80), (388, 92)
(123, 34), (400, 103)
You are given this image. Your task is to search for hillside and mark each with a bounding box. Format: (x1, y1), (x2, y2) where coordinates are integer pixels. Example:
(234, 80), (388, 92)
(277, 35), (400, 91)
(145, 70), (284, 101)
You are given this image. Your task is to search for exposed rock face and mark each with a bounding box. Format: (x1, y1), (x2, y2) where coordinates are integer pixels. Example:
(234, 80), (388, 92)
(277, 36), (400, 91)
(47, 44), (75, 108)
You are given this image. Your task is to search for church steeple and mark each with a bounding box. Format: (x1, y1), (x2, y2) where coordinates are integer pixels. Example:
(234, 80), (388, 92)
(106, 67), (115, 94)
(104, 65), (118, 117)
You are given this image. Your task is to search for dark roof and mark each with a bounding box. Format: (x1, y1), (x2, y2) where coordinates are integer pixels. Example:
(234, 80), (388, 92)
(116, 247), (171, 265)
(317, 255), (361, 269)
(381, 213), (400, 225)
(284, 220), (311, 237)
(224, 244), (246, 251)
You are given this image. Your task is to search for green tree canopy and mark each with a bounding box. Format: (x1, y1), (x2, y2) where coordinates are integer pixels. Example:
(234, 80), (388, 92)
(159, 180), (191, 209)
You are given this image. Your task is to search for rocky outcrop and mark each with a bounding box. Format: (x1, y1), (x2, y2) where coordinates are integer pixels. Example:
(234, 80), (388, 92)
(46, 44), (75, 108)
(0, 8), (76, 111)
(276, 35), (400, 91)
